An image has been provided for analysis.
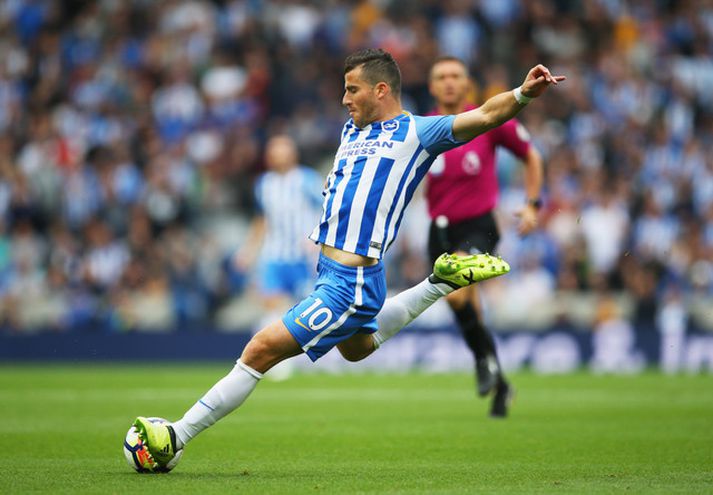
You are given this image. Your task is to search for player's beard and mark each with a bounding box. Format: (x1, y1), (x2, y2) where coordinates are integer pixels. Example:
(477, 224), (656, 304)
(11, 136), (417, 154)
(353, 99), (379, 128)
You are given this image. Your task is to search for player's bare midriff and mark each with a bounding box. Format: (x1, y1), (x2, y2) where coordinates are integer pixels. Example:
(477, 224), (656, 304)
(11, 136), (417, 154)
(321, 244), (379, 267)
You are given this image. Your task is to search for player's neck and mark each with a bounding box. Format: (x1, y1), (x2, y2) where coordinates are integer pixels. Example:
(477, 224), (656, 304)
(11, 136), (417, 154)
(438, 101), (466, 115)
(374, 101), (403, 124)
(362, 111), (403, 128)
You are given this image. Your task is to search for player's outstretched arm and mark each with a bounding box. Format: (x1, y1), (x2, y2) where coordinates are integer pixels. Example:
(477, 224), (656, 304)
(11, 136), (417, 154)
(452, 64), (565, 142)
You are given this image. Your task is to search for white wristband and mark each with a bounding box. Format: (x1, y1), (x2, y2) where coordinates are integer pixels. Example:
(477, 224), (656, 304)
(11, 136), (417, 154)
(513, 86), (533, 105)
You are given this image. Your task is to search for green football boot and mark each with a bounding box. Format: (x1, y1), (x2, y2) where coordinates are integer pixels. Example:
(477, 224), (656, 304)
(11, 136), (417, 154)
(430, 252), (510, 289)
(133, 416), (178, 467)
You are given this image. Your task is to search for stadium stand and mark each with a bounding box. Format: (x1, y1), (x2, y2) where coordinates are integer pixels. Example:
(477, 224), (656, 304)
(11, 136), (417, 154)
(0, 0), (711, 337)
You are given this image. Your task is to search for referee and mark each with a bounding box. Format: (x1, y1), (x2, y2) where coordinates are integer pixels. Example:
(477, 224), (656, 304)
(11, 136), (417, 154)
(426, 56), (544, 417)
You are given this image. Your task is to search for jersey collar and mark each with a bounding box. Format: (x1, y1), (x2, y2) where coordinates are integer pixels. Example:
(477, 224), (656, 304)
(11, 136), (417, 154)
(347, 111), (410, 132)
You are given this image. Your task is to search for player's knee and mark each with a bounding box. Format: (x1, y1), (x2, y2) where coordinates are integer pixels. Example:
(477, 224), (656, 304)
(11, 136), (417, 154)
(241, 334), (274, 369)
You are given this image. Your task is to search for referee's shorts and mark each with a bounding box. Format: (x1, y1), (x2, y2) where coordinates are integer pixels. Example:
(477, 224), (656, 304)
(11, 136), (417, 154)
(428, 211), (501, 265)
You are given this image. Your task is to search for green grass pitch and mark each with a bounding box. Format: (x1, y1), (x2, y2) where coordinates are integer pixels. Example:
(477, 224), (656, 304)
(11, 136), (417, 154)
(1, 365), (712, 494)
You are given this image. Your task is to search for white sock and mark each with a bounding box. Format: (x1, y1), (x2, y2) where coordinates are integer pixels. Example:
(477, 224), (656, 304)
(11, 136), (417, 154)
(171, 360), (263, 449)
(372, 278), (453, 348)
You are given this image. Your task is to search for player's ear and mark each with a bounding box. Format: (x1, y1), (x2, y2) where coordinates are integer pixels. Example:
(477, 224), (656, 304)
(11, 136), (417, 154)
(374, 81), (390, 99)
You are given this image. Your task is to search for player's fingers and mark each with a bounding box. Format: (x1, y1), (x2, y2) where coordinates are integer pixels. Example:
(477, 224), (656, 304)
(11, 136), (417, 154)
(529, 66), (545, 77)
(539, 66), (554, 83)
(542, 72), (566, 85)
(538, 66), (567, 85)
(530, 64), (550, 81)
(529, 65), (566, 82)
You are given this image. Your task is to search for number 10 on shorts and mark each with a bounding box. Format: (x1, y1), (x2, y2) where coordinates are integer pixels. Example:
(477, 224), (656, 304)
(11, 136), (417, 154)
(298, 298), (333, 331)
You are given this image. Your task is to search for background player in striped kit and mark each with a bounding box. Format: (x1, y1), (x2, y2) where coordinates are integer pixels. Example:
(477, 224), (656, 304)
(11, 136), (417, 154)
(427, 57), (544, 417)
(133, 49), (564, 465)
(236, 134), (323, 318)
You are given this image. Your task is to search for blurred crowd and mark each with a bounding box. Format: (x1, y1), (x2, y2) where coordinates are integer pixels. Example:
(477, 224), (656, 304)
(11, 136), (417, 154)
(0, 0), (712, 333)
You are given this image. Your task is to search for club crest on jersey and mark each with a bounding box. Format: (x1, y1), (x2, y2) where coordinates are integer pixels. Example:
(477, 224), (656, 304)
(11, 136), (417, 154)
(382, 120), (399, 133)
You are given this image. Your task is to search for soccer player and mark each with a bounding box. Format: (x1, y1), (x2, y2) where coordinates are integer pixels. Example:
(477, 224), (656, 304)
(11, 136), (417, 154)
(133, 49), (564, 466)
(236, 135), (323, 380)
(426, 57), (544, 417)
(236, 134), (323, 315)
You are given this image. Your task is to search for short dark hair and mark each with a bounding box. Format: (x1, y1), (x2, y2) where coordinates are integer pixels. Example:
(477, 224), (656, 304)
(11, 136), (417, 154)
(429, 56), (468, 80)
(344, 48), (401, 98)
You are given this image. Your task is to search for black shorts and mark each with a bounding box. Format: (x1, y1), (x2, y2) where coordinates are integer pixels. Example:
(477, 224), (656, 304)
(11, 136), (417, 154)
(428, 212), (501, 264)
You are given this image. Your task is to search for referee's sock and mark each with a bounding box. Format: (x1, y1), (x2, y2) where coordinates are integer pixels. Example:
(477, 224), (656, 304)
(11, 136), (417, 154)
(453, 302), (497, 361)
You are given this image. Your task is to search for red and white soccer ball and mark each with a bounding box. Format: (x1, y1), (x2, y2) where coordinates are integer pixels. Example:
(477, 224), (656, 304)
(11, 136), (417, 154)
(123, 417), (183, 473)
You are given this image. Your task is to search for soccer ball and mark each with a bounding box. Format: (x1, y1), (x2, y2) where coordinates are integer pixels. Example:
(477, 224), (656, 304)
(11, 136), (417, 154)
(123, 417), (183, 473)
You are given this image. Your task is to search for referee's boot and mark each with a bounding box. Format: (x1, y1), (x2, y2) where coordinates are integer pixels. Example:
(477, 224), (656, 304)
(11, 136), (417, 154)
(429, 253), (510, 289)
(476, 353), (500, 397)
(490, 378), (514, 418)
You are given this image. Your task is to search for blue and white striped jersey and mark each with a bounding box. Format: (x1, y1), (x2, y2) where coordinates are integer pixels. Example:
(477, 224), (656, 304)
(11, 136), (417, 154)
(256, 166), (323, 262)
(310, 112), (463, 259)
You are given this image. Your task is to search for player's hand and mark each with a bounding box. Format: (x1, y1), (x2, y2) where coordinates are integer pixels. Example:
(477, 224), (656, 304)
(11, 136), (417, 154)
(521, 65), (566, 99)
(514, 205), (539, 235)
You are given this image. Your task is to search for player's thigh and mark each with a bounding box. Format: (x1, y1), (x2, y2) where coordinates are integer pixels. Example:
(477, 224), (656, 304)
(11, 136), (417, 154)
(241, 319), (304, 373)
(283, 284), (382, 362)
